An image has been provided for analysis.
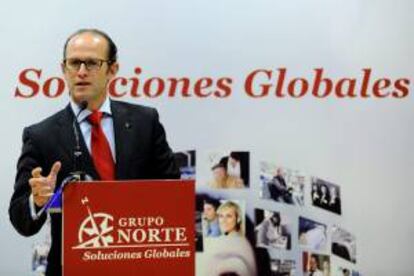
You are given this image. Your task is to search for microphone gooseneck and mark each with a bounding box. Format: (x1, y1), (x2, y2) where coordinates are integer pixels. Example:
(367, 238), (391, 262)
(72, 101), (88, 179)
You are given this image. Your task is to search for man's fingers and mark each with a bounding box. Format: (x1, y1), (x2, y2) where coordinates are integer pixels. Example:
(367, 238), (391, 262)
(31, 167), (43, 178)
(32, 184), (55, 200)
(35, 191), (54, 197)
(33, 191), (54, 197)
(32, 184), (53, 195)
(33, 191), (54, 207)
(29, 177), (47, 188)
(48, 161), (61, 179)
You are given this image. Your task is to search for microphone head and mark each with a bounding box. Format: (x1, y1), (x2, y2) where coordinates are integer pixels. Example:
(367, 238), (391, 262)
(79, 100), (88, 110)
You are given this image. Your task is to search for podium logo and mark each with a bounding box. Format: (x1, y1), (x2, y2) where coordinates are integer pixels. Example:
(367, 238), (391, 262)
(72, 197), (114, 249)
(69, 196), (192, 262)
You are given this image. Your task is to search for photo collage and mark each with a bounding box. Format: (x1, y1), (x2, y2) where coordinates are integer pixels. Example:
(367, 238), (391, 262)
(175, 150), (360, 276)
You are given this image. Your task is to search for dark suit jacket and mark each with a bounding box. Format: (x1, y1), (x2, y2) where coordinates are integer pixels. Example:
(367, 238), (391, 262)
(9, 100), (180, 276)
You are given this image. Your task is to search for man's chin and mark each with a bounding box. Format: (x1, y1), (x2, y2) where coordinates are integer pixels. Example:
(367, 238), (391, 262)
(71, 90), (91, 104)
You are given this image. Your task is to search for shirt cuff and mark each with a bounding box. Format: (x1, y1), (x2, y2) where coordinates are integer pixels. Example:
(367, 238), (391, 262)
(29, 193), (39, 220)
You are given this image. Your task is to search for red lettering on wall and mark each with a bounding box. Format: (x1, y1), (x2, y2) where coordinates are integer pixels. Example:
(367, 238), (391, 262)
(312, 68), (333, 98)
(109, 77), (128, 98)
(335, 78), (357, 98)
(214, 78), (233, 98)
(13, 66), (410, 100)
(15, 68), (42, 98)
(244, 69), (272, 98)
(43, 77), (65, 98)
(372, 78), (391, 98)
(194, 78), (213, 98)
(393, 79), (410, 98)
(287, 78), (308, 98)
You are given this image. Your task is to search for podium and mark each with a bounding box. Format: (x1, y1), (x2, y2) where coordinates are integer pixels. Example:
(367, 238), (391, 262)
(62, 180), (195, 276)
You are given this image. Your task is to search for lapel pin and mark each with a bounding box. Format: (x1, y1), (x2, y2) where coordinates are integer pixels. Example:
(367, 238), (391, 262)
(125, 122), (131, 129)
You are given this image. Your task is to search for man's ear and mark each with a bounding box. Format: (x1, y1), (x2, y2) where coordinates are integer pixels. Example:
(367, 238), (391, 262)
(108, 62), (119, 76)
(61, 62), (66, 74)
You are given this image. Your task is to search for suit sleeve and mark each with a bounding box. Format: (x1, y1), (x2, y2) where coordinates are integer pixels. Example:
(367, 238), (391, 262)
(148, 109), (180, 179)
(9, 127), (47, 236)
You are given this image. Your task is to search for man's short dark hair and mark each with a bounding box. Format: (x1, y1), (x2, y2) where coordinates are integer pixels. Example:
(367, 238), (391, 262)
(63, 28), (118, 63)
(203, 198), (221, 210)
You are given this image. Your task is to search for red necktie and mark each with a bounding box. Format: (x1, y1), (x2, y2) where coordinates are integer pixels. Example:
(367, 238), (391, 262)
(88, 111), (115, 180)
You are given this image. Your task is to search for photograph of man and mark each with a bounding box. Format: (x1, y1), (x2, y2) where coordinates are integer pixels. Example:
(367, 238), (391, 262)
(311, 178), (342, 215)
(255, 209), (291, 250)
(202, 198), (221, 237)
(217, 200), (244, 236)
(8, 29), (179, 276)
(268, 168), (293, 204)
(196, 193), (222, 251)
(259, 162), (305, 206)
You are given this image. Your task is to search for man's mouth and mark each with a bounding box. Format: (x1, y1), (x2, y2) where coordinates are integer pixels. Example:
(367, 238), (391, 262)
(75, 82), (91, 87)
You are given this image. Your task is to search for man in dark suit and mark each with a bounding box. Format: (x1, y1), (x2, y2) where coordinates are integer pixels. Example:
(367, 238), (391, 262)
(9, 29), (179, 276)
(268, 168), (293, 204)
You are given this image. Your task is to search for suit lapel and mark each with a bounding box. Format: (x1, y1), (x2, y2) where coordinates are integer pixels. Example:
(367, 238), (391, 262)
(111, 101), (133, 179)
(57, 105), (100, 180)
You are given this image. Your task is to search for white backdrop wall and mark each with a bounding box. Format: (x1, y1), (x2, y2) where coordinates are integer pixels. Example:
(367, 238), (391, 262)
(0, 0), (413, 275)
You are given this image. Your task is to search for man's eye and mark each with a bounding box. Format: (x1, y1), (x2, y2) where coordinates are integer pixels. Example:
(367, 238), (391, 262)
(86, 60), (99, 66)
(69, 60), (82, 66)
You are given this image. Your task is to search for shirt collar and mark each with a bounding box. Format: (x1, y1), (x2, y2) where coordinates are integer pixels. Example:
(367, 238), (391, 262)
(70, 96), (112, 123)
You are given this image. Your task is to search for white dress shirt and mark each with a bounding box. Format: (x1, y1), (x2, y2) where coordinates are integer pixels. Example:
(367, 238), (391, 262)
(70, 96), (116, 161)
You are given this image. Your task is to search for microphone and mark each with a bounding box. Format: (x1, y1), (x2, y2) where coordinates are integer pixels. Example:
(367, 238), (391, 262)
(72, 100), (88, 180)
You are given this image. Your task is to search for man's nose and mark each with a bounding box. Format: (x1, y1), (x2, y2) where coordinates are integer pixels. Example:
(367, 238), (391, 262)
(77, 63), (88, 77)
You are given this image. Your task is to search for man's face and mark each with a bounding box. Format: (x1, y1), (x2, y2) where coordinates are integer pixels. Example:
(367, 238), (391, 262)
(62, 32), (118, 108)
(203, 203), (217, 221)
(276, 168), (283, 176)
(213, 167), (226, 181)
